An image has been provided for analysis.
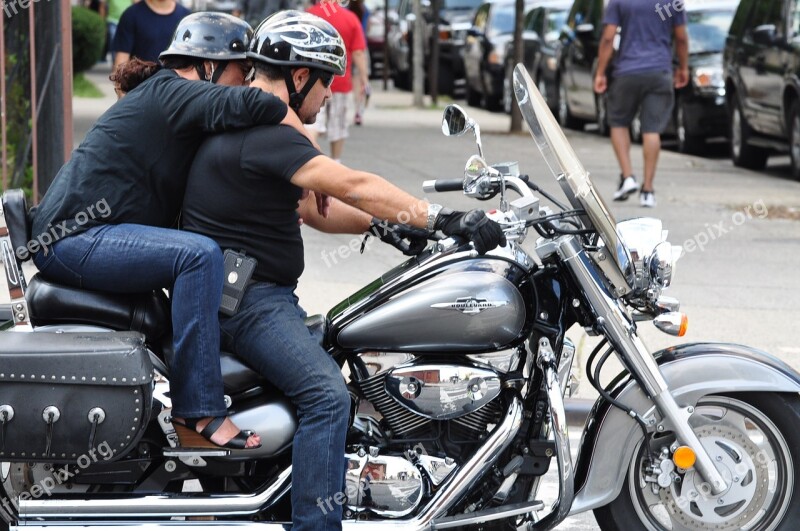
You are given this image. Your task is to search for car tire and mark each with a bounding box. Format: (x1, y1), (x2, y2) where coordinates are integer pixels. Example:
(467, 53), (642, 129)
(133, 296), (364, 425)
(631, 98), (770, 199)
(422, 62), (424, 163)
(789, 101), (800, 180)
(596, 94), (609, 137)
(557, 77), (583, 130)
(675, 97), (706, 154)
(466, 83), (482, 107)
(730, 96), (768, 170)
(393, 68), (411, 91)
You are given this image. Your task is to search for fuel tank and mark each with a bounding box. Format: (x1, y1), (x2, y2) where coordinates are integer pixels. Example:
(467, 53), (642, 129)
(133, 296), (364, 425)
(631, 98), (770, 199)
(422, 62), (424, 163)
(329, 255), (531, 352)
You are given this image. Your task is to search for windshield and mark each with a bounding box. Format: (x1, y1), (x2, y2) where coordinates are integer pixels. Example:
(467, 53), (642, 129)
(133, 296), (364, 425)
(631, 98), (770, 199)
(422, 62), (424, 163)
(512, 64), (632, 291)
(442, 0), (483, 10)
(491, 6), (516, 35)
(687, 9), (735, 53)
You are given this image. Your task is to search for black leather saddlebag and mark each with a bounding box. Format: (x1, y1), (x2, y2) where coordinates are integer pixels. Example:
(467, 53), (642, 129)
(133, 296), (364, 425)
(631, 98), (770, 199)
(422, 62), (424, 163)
(0, 331), (153, 463)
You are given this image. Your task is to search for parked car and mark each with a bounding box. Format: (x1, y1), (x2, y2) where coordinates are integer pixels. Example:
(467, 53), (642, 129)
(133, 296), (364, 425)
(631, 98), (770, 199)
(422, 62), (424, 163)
(501, 0), (571, 114)
(463, 0), (536, 110)
(388, 0), (483, 94)
(629, 1), (736, 154)
(554, 0), (612, 134)
(724, 0), (800, 178)
(365, 0), (401, 76)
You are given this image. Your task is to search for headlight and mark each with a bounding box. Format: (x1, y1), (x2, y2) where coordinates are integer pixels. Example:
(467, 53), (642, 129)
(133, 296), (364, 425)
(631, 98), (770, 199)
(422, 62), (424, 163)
(693, 66), (724, 90)
(488, 47), (505, 66)
(616, 218), (681, 295)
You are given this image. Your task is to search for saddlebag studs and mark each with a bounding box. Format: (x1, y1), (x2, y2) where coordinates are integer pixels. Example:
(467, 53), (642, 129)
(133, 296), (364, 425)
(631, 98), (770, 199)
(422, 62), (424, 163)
(0, 331), (154, 463)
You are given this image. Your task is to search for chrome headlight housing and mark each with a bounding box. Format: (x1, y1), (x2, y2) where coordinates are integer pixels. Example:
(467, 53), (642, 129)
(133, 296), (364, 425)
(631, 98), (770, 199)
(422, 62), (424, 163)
(616, 218), (682, 298)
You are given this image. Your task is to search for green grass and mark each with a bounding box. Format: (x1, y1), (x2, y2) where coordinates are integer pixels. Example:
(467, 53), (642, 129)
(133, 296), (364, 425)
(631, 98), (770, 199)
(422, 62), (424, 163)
(73, 72), (104, 98)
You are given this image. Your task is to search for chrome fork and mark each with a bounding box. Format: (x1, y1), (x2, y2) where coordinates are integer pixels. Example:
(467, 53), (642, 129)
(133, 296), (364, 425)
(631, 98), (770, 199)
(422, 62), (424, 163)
(556, 236), (728, 495)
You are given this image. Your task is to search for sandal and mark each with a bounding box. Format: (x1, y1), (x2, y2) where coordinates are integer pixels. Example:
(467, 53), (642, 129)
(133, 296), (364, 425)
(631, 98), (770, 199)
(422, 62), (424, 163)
(172, 416), (261, 450)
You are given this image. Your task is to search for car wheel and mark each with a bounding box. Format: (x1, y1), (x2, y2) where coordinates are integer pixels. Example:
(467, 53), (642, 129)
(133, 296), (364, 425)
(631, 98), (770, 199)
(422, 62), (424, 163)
(630, 111), (642, 144)
(789, 101), (800, 180)
(466, 83), (482, 107)
(675, 97), (706, 154)
(393, 68), (411, 91)
(557, 78), (583, 130)
(436, 62), (454, 96)
(596, 94), (609, 137)
(730, 96), (768, 170)
(503, 63), (514, 114)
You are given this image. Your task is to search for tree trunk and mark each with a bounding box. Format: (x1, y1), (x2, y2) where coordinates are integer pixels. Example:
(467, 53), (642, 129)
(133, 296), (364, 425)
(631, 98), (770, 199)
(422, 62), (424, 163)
(412, 0), (425, 108)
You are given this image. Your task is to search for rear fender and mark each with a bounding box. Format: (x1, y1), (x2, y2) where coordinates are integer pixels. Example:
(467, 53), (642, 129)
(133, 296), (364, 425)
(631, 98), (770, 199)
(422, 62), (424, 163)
(568, 342), (800, 515)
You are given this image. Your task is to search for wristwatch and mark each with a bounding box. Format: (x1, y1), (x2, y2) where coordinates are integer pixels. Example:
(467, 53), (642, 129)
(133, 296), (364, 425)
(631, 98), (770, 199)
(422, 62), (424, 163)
(426, 203), (443, 232)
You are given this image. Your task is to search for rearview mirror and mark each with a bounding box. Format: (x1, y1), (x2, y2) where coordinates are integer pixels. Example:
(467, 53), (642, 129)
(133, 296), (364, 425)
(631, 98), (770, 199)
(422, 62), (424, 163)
(752, 24), (778, 46)
(442, 104), (470, 136)
(575, 23), (595, 36)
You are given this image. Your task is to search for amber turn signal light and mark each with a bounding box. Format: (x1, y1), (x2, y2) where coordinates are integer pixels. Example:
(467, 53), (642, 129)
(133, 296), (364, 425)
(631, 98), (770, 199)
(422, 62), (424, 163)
(673, 446), (696, 469)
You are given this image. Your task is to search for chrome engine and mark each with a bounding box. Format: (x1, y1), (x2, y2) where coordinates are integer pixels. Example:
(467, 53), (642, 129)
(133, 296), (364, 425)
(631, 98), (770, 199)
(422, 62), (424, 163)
(346, 350), (519, 516)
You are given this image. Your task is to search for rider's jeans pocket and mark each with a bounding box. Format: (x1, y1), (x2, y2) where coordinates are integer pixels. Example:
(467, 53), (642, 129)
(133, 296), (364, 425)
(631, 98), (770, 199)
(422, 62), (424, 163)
(33, 245), (83, 288)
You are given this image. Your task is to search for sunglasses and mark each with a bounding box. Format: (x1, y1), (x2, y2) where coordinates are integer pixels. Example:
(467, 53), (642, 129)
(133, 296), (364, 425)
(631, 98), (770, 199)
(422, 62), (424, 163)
(319, 71), (335, 88)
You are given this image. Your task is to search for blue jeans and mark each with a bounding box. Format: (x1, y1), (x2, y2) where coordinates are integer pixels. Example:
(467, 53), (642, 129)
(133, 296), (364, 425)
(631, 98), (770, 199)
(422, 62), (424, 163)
(33, 224), (228, 418)
(219, 282), (349, 531)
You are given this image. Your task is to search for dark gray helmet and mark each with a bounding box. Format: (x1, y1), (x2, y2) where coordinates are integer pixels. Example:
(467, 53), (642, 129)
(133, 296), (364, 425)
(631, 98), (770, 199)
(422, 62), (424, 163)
(248, 11), (346, 76)
(160, 12), (252, 61)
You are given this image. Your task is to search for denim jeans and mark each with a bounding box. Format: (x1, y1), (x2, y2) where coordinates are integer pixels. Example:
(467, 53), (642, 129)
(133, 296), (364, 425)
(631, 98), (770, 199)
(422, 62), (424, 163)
(32, 224), (228, 418)
(220, 282), (349, 531)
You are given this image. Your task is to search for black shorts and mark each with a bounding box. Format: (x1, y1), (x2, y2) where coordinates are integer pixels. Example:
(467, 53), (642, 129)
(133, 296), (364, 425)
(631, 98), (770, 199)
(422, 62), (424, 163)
(607, 71), (674, 133)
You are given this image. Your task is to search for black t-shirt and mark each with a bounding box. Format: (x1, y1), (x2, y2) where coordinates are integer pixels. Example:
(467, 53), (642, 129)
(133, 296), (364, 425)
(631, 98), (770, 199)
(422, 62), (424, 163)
(32, 70), (288, 241)
(113, 2), (191, 62)
(181, 125), (320, 286)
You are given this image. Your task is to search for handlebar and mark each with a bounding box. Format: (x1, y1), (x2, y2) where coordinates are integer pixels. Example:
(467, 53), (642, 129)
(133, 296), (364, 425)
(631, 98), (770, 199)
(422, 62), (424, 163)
(422, 179), (464, 193)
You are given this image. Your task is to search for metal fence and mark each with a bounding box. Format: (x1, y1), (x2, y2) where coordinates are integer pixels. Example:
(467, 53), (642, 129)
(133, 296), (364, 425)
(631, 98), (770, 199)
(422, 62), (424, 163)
(1, 0), (72, 202)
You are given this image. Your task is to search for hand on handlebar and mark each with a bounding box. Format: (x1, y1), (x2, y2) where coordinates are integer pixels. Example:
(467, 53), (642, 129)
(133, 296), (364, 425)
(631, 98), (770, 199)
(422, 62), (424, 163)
(368, 218), (429, 256)
(434, 209), (507, 255)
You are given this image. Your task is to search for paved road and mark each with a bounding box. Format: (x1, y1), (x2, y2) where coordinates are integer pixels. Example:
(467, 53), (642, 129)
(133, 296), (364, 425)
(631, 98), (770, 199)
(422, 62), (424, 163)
(68, 68), (800, 529)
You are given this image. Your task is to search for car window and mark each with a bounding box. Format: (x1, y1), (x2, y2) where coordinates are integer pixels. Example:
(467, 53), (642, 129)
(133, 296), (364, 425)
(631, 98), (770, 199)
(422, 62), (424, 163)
(490, 5), (516, 36)
(747, 0), (783, 33)
(567, 0), (589, 28)
(545, 8), (569, 43)
(525, 7), (542, 33)
(687, 9), (736, 53)
(729, 0), (755, 38)
(473, 2), (491, 31)
(792, 0), (800, 38)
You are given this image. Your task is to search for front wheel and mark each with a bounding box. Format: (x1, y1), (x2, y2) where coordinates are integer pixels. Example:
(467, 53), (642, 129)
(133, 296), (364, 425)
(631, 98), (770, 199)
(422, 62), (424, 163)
(595, 393), (800, 530)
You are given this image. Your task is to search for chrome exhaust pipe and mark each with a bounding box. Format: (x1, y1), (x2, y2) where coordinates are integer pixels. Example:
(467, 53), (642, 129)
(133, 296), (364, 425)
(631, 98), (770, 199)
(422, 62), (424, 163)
(18, 397), (523, 530)
(19, 467), (291, 519)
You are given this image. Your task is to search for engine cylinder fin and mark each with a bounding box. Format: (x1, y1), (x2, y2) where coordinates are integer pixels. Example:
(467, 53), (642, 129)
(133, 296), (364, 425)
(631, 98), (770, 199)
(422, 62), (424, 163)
(359, 372), (429, 436)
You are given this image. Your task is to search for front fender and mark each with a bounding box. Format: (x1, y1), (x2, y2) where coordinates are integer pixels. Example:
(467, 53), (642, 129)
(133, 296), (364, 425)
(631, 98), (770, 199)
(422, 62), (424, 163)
(568, 342), (800, 516)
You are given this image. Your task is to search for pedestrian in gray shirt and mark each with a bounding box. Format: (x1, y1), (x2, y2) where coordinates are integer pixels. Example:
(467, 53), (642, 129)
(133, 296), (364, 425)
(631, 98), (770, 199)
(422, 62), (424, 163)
(594, 0), (689, 208)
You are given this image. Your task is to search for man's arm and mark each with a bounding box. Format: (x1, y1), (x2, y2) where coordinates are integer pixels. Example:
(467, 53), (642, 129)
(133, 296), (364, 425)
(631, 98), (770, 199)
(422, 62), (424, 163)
(673, 24), (689, 88)
(298, 193), (372, 233)
(291, 156), (430, 228)
(352, 49), (369, 93)
(593, 24), (617, 94)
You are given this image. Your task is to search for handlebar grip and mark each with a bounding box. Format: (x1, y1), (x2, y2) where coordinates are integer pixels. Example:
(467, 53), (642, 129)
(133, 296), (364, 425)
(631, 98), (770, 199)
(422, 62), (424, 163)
(422, 179), (464, 193)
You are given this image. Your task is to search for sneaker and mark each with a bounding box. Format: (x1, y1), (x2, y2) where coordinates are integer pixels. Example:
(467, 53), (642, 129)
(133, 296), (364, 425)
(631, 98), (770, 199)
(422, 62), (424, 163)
(613, 175), (639, 201)
(640, 191), (656, 208)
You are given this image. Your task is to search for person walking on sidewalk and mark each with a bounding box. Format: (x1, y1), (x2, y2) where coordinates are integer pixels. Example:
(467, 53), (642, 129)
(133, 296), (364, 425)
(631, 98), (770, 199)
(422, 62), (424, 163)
(307, 0), (369, 162)
(593, 0), (689, 208)
(112, 0), (190, 69)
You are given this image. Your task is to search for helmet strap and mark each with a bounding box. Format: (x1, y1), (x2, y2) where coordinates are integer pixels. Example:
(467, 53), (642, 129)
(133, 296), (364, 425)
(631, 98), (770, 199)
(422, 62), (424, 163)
(210, 61), (229, 84)
(283, 67), (323, 113)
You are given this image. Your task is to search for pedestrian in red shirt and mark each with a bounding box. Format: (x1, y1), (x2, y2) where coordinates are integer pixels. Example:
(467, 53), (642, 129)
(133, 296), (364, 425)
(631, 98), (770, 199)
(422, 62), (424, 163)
(307, 0), (369, 162)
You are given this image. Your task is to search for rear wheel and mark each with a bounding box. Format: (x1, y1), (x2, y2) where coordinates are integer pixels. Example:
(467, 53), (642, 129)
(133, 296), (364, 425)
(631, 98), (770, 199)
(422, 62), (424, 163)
(594, 393), (800, 530)
(730, 97), (768, 169)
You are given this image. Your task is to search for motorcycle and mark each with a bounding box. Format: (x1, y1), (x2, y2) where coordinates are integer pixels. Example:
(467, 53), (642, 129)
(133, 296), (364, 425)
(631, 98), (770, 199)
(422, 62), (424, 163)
(0, 64), (799, 530)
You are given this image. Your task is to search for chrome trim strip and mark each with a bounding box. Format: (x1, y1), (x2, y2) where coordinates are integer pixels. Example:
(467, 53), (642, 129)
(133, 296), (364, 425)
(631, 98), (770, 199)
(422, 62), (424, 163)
(19, 466), (292, 519)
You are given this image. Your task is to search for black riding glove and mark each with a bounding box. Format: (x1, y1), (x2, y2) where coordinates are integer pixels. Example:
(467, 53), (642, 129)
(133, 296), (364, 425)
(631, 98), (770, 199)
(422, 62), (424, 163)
(434, 209), (507, 255)
(366, 218), (429, 256)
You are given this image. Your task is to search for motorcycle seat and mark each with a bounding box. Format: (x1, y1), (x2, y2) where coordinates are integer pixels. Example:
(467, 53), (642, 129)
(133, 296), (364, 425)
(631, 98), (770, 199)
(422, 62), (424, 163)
(26, 274), (170, 342)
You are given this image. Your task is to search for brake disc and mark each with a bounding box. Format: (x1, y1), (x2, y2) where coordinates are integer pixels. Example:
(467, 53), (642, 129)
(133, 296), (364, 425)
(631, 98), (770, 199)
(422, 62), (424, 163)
(659, 425), (769, 530)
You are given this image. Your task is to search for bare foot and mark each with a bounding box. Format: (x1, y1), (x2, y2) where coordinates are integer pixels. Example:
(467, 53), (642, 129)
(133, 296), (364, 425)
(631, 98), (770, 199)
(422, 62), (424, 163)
(175, 417), (261, 448)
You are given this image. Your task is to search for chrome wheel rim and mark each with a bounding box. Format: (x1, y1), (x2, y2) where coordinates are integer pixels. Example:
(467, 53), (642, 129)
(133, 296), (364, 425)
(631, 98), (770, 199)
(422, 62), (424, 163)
(628, 396), (793, 531)
(558, 82), (568, 125)
(732, 107), (743, 159)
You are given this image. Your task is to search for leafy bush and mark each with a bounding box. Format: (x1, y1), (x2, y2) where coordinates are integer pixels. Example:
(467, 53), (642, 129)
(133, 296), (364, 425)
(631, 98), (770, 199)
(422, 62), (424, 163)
(72, 6), (106, 74)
